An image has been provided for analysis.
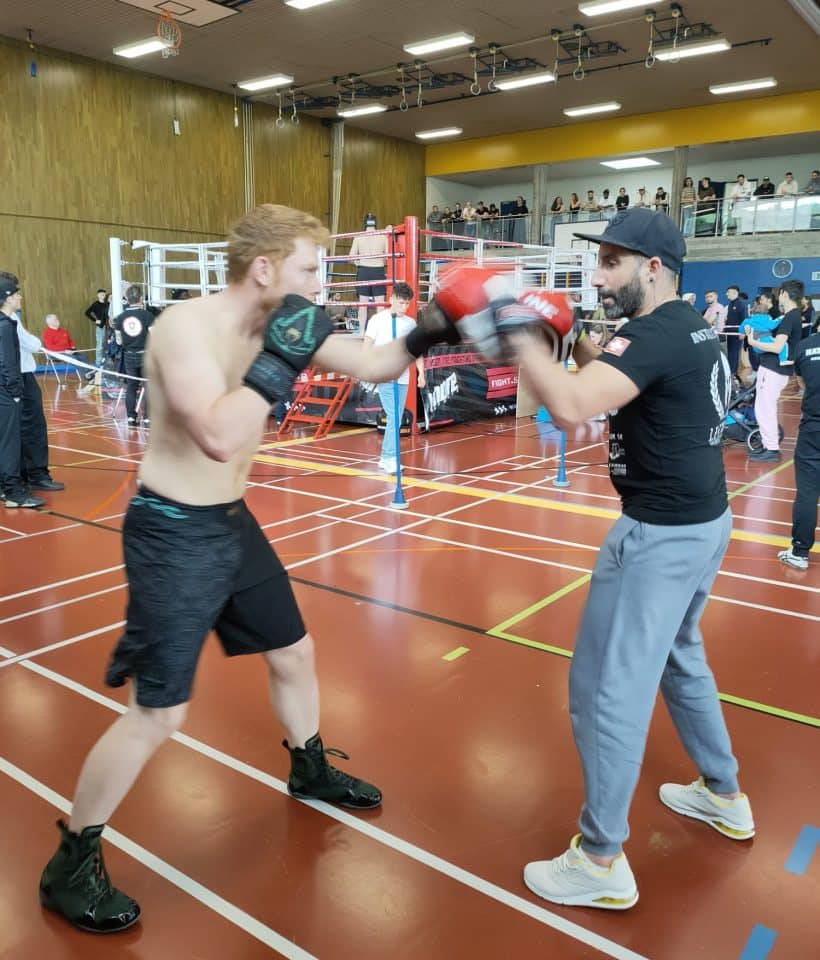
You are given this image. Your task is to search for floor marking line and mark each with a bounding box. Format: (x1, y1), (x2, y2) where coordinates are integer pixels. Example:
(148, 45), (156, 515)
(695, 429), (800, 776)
(0, 583), (125, 626)
(488, 575), (592, 636)
(0, 564), (125, 604)
(0, 621), (126, 668)
(3, 667), (650, 960)
(728, 460), (795, 501)
(442, 646), (470, 662)
(0, 757), (318, 960)
(784, 824), (820, 874)
(738, 924), (777, 960)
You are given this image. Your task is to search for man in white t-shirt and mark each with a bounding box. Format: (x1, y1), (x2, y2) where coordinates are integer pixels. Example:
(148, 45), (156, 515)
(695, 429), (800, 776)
(363, 282), (426, 472)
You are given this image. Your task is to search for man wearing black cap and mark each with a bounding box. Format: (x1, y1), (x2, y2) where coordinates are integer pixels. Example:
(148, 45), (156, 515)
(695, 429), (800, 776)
(498, 209), (752, 910)
(753, 176), (775, 197)
(0, 272), (45, 509)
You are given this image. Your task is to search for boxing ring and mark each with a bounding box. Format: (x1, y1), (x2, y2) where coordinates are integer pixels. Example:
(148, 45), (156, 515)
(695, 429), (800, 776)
(107, 219), (598, 433)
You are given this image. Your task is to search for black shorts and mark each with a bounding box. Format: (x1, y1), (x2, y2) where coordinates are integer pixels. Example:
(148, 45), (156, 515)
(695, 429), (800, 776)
(106, 488), (306, 707)
(356, 266), (387, 298)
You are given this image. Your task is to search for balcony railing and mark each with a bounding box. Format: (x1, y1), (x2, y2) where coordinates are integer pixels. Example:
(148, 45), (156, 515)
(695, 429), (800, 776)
(426, 214), (531, 250)
(679, 194), (820, 238)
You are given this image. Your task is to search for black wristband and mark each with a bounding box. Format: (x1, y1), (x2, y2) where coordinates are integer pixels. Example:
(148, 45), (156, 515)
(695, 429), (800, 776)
(405, 324), (439, 359)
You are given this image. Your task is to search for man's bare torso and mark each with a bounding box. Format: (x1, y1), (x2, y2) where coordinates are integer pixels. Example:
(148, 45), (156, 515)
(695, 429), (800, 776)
(138, 295), (266, 505)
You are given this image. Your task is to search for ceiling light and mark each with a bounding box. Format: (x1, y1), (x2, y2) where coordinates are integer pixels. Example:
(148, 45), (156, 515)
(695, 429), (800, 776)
(655, 37), (731, 61)
(578, 0), (651, 15)
(113, 37), (172, 59)
(237, 74), (295, 92)
(601, 157), (662, 170)
(415, 127), (463, 140)
(403, 32), (475, 56)
(709, 77), (777, 95)
(337, 103), (388, 118)
(563, 101), (621, 117)
(285, 0), (336, 8)
(494, 71), (555, 91)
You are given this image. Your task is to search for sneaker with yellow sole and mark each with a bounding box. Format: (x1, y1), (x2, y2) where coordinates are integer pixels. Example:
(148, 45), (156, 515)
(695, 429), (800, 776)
(523, 834), (638, 910)
(659, 777), (755, 839)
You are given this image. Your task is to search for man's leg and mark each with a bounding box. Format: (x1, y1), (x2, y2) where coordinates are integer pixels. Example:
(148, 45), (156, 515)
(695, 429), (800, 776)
(264, 634), (319, 749)
(754, 367), (787, 451)
(95, 324), (105, 366)
(124, 353), (139, 420)
(788, 436), (820, 560)
(20, 373), (54, 486)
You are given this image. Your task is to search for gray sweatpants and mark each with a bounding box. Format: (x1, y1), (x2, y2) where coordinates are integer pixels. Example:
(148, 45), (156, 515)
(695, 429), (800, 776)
(569, 507), (739, 857)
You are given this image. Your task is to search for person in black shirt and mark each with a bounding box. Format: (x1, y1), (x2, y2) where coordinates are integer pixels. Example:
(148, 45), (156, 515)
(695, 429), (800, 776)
(778, 329), (820, 569)
(502, 209), (750, 911)
(724, 284), (746, 383)
(0, 272), (45, 508)
(84, 288), (109, 368)
(745, 279), (804, 461)
(112, 284), (154, 426)
(615, 186), (629, 210)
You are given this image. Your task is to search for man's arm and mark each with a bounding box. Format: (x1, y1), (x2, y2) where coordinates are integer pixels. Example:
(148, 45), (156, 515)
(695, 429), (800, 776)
(573, 335), (602, 369)
(151, 318), (270, 463)
(17, 324), (43, 354)
(512, 334), (639, 428)
(313, 333), (417, 383)
(745, 330), (788, 355)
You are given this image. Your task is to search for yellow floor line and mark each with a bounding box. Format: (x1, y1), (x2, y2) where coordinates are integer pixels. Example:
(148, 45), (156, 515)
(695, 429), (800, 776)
(255, 452), (817, 551)
(442, 646), (470, 662)
(489, 575), (591, 636)
(728, 459), (795, 501)
(258, 426), (372, 451)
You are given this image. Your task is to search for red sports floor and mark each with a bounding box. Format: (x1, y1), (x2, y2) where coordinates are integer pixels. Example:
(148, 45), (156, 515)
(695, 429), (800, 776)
(1, 377), (818, 960)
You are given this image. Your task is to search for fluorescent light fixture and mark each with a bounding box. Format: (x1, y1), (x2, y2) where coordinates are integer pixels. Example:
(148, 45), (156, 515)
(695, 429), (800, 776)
(403, 32), (475, 56)
(655, 37), (731, 60)
(237, 74), (295, 92)
(563, 101), (621, 117)
(285, 0), (336, 8)
(337, 103), (388, 118)
(495, 70), (555, 91)
(601, 157), (662, 170)
(709, 77), (777, 95)
(415, 127), (463, 140)
(113, 37), (172, 59)
(578, 0), (651, 16)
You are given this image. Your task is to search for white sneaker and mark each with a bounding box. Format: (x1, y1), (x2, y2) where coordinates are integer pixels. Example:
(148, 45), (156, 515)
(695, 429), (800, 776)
(377, 458), (397, 474)
(778, 549), (809, 571)
(659, 777), (755, 839)
(523, 834), (638, 910)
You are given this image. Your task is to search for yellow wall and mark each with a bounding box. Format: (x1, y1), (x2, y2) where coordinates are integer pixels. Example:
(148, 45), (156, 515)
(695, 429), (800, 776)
(0, 36), (424, 349)
(426, 90), (820, 176)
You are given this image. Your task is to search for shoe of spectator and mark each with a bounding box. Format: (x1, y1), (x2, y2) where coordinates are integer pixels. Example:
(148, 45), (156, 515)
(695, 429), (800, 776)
(5, 493), (45, 508)
(127, 416), (138, 426)
(142, 418), (151, 428)
(748, 449), (781, 462)
(659, 777), (754, 839)
(29, 477), (65, 492)
(778, 549), (809, 570)
(377, 458), (397, 474)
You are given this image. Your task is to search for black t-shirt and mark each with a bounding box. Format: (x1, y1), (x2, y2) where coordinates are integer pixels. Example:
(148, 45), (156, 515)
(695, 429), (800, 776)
(595, 300), (730, 525)
(85, 300), (109, 327)
(113, 308), (154, 352)
(759, 308), (802, 375)
(615, 194), (629, 210)
(795, 332), (820, 433)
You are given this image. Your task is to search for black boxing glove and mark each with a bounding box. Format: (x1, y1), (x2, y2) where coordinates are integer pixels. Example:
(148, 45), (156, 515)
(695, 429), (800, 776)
(243, 295), (334, 405)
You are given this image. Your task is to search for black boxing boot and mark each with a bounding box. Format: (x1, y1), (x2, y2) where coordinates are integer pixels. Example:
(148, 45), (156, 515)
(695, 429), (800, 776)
(39, 820), (141, 933)
(284, 733), (382, 809)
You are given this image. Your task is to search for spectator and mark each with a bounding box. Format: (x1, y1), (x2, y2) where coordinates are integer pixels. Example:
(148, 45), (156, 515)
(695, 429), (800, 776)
(582, 189), (599, 213)
(568, 193), (582, 220)
(800, 296), (815, 339)
(729, 174), (752, 201)
(362, 282), (425, 473)
(441, 206), (453, 227)
(112, 284), (154, 427)
(476, 201), (490, 219)
(587, 322), (608, 348)
(745, 279), (804, 461)
(550, 196), (565, 215)
(697, 176), (717, 209)
(42, 314), (76, 354)
(170, 288), (190, 301)
(654, 186), (669, 213)
(16, 314), (65, 493)
(600, 189), (615, 219)
(725, 285), (746, 382)
(513, 196), (529, 216)
(0, 272), (44, 509)
(634, 187), (650, 208)
(462, 201), (476, 221)
(776, 322), (820, 570)
(680, 176), (696, 235)
(452, 203), (464, 221)
(805, 170), (820, 196)
(682, 292), (697, 307)
(84, 288), (109, 368)
(777, 172), (799, 196)
(753, 176), (775, 197)
(702, 291), (727, 338)
(427, 204), (442, 230)
(615, 187), (629, 211)
(487, 203), (499, 219)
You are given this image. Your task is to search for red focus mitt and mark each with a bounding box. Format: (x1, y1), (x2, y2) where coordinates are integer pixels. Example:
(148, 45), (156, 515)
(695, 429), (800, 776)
(494, 289), (579, 363)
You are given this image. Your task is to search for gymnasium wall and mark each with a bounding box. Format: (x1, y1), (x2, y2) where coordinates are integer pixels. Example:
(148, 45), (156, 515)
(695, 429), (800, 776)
(0, 36), (425, 350)
(680, 257), (820, 308)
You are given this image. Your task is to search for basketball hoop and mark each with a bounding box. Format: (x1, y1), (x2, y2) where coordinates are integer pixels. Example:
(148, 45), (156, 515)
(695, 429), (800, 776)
(156, 10), (182, 58)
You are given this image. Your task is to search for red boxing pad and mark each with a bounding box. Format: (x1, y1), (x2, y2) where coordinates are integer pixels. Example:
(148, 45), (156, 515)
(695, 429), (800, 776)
(516, 289), (575, 338)
(435, 263), (508, 323)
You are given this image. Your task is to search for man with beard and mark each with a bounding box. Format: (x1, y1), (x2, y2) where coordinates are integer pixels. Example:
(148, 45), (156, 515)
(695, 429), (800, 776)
(497, 208), (753, 910)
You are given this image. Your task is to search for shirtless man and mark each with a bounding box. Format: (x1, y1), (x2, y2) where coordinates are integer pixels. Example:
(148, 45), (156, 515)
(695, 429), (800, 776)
(38, 204), (459, 933)
(348, 213), (389, 334)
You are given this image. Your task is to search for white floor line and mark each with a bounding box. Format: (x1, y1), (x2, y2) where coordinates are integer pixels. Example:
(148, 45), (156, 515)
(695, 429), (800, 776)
(2, 664), (649, 960)
(0, 521), (82, 542)
(0, 583), (125, 626)
(0, 621), (125, 668)
(0, 564), (125, 604)
(0, 757), (318, 960)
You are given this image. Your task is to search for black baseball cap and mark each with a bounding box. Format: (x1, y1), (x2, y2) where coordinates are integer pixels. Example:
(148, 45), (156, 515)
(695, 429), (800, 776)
(574, 207), (687, 273)
(0, 276), (19, 300)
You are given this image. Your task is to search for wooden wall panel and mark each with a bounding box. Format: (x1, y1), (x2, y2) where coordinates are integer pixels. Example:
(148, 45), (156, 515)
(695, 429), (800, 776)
(339, 127), (426, 233)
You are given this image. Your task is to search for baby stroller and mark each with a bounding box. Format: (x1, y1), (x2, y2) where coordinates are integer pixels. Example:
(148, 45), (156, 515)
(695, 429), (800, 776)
(723, 383), (784, 453)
